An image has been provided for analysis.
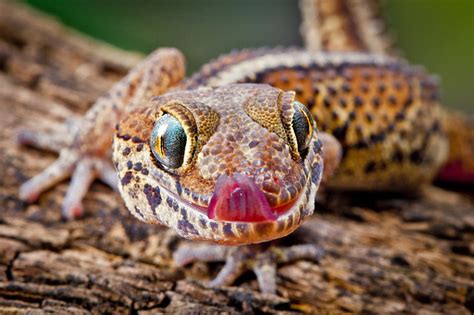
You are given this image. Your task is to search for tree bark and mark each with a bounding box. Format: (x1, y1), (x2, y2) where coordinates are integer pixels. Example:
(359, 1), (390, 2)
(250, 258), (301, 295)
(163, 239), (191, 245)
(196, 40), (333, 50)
(0, 1), (472, 314)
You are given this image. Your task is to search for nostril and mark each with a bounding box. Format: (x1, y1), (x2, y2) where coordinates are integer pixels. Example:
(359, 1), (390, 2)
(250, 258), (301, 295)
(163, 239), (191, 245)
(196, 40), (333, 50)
(208, 173), (277, 222)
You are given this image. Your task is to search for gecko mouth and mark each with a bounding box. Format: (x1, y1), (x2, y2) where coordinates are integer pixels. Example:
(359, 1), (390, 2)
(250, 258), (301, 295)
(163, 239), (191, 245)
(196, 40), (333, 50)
(207, 173), (297, 223)
(147, 166), (300, 224)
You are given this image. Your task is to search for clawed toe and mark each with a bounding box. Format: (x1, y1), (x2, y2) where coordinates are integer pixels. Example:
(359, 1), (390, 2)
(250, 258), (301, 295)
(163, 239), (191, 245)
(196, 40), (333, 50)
(174, 243), (324, 294)
(19, 152), (77, 203)
(19, 149), (118, 220)
(61, 158), (118, 219)
(16, 119), (77, 153)
(61, 159), (96, 219)
(16, 129), (69, 153)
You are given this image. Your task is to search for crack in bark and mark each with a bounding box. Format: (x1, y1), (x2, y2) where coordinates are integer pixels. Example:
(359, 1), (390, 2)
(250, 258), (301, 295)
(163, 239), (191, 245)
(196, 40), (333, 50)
(0, 1), (473, 313)
(5, 251), (19, 282)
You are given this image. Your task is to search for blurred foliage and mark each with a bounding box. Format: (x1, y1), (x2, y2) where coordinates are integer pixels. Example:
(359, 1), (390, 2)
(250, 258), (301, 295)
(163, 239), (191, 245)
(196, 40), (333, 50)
(25, 0), (473, 113)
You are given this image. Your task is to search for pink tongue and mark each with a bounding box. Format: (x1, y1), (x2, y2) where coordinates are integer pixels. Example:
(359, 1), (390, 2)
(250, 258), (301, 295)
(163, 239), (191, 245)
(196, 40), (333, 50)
(207, 173), (277, 222)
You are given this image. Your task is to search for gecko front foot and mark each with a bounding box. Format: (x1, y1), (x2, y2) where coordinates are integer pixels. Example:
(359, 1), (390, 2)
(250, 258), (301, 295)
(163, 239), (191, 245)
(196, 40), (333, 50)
(17, 126), (117, 219)
(174, 243), (324, 294)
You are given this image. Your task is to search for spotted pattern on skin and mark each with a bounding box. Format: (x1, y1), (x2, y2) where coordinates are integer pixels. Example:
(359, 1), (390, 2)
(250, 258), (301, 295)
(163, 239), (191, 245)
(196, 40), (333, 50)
(300, 0), (396, 56)
(182, 49), (448, 191)
(20, 44), (450, 252)
(113, 49), (445, 244)
(261, 65), (446, 190)
(72, 48), (185, 157)
(114, 84), (323, 245)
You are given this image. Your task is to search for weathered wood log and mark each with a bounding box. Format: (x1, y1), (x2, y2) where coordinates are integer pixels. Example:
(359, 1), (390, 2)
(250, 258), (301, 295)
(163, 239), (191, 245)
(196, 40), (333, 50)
(0, 1), (472, 313)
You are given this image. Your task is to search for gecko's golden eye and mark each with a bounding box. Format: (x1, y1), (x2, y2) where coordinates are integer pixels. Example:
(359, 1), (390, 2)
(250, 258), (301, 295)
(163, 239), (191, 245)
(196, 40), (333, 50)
(291, 101), (314, 155)
(150, 114), (187, 170)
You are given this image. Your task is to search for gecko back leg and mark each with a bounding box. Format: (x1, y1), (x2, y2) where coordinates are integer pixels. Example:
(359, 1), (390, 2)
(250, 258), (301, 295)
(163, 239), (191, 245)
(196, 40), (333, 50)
(18, 48), (186, 219)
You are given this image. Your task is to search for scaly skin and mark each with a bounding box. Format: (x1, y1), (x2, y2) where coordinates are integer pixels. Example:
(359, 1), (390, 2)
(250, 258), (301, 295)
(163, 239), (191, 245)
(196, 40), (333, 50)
(300, 0), (471, 185)
(18, 50), (328, 293)
(300, 0), (396, 56)
(18, 48), (185, 217)
(18, 48), (447, 293)
(183, 48), (448, 191)
(114, 83), (324, 245)
(18, 1), (450, 294)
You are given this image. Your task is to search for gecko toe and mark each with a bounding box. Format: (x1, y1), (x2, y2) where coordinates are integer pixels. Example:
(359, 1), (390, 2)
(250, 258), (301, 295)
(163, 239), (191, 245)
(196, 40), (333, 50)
(19, 152), (76, 203)
(97, 160), (119, 191)
(61, 159), (97, 219)
(18, 183), (40, 203)
(62, 203), (84, 220)
(173, 244), (229, 266)
(19, 149), (113, 220)
(16, 127), (73, 153)
(174, 242), (324, 294)
(253, 262), (277, 294)
(208, 254), (246, 288)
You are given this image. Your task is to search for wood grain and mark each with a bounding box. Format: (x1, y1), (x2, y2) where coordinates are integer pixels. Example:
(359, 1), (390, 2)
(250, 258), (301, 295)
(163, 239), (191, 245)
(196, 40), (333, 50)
(0, 1), (472, 313)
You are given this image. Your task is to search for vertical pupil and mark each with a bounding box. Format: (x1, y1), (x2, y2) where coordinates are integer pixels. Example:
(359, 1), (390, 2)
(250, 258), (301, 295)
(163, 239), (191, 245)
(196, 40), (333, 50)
(151, 114), (187, 169)
(159, 136), (165, 156)
(292, 102), (312, 152)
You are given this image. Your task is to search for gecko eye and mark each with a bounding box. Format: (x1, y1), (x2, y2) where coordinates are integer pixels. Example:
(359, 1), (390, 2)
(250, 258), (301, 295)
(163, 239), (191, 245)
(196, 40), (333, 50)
(291, 101), (314, 155)
(150, 114), (188, 170)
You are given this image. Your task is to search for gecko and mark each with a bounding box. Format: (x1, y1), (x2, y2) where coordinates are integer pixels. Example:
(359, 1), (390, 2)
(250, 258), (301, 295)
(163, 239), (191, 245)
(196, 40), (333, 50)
(17, 0), (449, 294)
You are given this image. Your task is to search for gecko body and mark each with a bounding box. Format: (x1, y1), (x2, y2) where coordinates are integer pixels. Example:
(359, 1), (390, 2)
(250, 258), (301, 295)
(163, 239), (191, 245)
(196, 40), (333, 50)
(183, 48), (447, 191)
(18, 1), (449, 293)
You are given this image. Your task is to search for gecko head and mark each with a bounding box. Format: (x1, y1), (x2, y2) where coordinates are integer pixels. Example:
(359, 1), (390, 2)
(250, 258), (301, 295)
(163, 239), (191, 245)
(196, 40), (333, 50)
(113, 84), (323, 245)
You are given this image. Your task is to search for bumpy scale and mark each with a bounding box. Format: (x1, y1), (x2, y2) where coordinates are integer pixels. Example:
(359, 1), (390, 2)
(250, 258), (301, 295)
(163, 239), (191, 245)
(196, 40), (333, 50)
(18, 1), (449, 294)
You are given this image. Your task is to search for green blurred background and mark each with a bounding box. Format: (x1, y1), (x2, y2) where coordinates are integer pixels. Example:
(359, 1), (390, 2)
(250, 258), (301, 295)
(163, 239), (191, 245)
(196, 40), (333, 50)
(25, 0), (473, 113)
